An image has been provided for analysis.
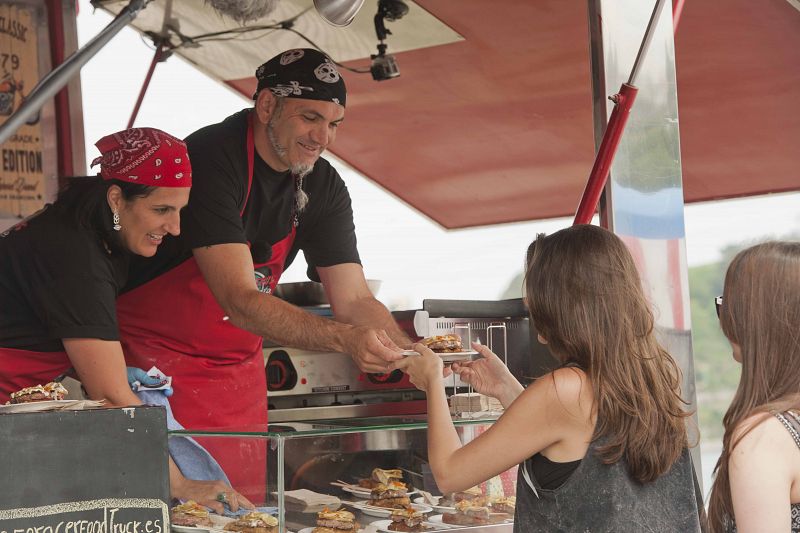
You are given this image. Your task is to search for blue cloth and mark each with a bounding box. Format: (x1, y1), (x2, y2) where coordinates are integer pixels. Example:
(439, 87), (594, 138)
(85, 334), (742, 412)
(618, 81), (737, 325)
(136, 390), (230, 484)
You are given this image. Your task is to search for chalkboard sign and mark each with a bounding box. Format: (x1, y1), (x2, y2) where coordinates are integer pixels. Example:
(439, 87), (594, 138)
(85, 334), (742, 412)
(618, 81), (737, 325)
(0, 406), (170, 528)
(0, 498), (167, 533)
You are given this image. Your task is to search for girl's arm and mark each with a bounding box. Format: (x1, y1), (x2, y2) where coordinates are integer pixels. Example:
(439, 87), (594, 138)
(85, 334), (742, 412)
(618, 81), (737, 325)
(393, 344), (593, 493)
(729, 414), (795, 532)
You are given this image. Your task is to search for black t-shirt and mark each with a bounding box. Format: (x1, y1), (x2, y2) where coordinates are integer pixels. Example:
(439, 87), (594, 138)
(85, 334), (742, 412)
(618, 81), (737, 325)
(0, 206), (129, 352)
(124, 109), (360, 291)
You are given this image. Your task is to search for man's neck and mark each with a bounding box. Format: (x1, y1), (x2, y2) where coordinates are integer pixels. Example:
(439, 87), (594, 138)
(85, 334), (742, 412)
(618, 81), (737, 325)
(251, 111), (289, 174)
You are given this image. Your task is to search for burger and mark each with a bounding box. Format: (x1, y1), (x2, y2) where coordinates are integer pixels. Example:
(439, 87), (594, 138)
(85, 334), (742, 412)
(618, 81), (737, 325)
(388, 506), (429, 532)
(223, 512), (278, 533)
(358, 467), (405, 489)
(441, 501), (491, 527)
(7, 382), (68, 404)
(170, 501), (213, 528)
(489, 496), (516, 515)
(439, 486), (484, 507)
(420, 335), (462, 353)
(312, 509), (357, 533)
(369, 482), (411, 509)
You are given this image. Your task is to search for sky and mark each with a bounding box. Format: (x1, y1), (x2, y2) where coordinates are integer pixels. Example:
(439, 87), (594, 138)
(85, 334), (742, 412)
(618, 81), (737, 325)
(75, 0), (800, 310)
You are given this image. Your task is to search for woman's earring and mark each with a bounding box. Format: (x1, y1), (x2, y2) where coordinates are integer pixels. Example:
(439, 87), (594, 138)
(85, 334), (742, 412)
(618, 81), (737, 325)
(112, 211), (121, 231)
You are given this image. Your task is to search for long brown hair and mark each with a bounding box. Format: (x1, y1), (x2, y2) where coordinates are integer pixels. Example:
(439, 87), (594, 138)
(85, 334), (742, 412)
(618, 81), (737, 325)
(525, 224), (689, 482)
(707, 241), (800, 532)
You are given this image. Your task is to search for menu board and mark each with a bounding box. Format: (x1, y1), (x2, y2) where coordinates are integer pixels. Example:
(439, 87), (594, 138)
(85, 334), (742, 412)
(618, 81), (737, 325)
(0, 407), (170, 530)
(0, 499), (168, 533)
(0, 1), (45, 218)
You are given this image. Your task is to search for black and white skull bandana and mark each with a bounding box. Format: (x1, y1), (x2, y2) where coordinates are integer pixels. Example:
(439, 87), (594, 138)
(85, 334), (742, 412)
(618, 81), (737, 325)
(253, 48), (347, 107)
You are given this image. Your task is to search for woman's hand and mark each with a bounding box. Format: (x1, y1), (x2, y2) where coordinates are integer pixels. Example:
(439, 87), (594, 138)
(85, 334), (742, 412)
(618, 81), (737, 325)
(171, 476), (255, 515)
(451, 342), (522, 407)
(390, 343), (446, 393)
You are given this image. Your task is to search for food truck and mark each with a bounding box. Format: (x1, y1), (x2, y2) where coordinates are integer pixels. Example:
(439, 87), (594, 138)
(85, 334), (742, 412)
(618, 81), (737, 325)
(0, 0), (797, 530)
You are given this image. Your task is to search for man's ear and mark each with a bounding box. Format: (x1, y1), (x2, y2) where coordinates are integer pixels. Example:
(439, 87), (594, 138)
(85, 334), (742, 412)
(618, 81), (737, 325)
(106, 184), (123, 212)
(537, 334), (548, 345)
(254, 90), (277, 124)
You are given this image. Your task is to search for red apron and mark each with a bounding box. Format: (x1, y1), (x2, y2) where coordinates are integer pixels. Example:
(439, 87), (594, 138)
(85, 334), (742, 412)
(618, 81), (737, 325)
(0, 346), (71, 404)
(116, 112), (296, 503)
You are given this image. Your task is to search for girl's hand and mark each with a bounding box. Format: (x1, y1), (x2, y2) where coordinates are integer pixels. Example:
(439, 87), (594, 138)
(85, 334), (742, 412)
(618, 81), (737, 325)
(390, 342), (446, 393)
(451, 342), (516, 400)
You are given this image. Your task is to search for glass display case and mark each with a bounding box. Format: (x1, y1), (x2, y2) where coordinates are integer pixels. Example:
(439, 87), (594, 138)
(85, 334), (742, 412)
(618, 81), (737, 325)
(170, 415), (517, 532)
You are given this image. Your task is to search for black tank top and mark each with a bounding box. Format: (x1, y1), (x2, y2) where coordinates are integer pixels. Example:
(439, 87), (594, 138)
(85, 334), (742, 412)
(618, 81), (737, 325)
(531, 453), (581, 490)
(514, 442), (703, 532)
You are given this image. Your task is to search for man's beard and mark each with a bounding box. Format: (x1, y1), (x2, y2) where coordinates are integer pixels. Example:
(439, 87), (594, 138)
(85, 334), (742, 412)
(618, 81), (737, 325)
(267, 119), (314, 179)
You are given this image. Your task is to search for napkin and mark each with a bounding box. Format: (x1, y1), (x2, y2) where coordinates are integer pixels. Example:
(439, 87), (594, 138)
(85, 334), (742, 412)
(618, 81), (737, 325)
(282, 488), (341, 509)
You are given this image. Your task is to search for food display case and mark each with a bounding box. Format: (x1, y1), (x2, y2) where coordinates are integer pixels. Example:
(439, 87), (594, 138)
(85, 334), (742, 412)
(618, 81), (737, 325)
(170, 415), (517, 533)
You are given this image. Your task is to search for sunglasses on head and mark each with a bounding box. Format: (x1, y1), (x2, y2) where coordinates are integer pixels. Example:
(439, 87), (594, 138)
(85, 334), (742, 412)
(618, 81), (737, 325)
(715, 295), (723, 318)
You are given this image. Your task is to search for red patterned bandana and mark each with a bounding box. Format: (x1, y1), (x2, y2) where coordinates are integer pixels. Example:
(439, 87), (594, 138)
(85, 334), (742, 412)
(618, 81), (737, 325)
(91, 127), (192, 187)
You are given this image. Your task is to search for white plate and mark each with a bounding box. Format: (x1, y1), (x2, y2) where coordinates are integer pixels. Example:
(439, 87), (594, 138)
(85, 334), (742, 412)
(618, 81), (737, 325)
(0, 399), (103, 414)
(171, 526), (210, 533)
(412, 497), (455, 513)
(351, 502), (433, 518)
(341, 485), (372, 498)
(298, 529), (315, 533)
(368, 520), (393, 533)
(401, 351), (478, 363)
(208, 515), (235, 529)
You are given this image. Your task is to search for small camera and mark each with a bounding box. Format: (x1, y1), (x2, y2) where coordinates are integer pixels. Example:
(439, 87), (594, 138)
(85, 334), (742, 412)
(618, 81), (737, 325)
(370, 53), (400, 81)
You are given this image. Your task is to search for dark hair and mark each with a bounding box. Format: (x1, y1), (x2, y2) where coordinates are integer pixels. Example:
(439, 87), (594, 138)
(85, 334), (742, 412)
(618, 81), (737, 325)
(524, 224), (689, 483)
(52, 176), (157, 254)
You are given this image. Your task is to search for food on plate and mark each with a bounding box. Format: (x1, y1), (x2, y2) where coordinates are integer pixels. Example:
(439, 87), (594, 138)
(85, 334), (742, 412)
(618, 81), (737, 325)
(223, 511), (278, 533)
(7, 382), (68, 404)
(369, 482), (411, 509)
(312, 508), (357, 532)
(171, 501), (213, 527)
(489, 496), (516, 515)
(439, 486), (484, 507)
(358, 467), (405, 489)
(388, 506), (429, 532)
(420, 334), (462, 353)
(442, 499), (511, 526)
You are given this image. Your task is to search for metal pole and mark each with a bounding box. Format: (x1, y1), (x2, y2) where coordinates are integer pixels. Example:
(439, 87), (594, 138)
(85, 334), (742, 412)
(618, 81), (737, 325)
(573, 0), (667, 225)
(127, 43), (164, 129)
(627, 0), (668, 86)
(0, 0), (148, 146)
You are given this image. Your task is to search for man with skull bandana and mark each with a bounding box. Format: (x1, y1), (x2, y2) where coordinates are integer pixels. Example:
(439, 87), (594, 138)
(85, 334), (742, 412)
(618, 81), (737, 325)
(116, 49), (410, 498)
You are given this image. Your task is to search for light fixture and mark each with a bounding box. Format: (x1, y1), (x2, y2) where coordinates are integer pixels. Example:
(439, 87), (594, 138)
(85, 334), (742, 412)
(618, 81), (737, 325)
(313, 0), (367, 27)
(370, 0), (408, 81)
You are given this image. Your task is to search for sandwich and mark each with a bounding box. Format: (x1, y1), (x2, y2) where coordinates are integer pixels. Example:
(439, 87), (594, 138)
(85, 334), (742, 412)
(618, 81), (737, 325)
(223, 512), (278, 533)
(7, 382), (68, 404)
(420, 335), (462, 353)
(369, 482), (411, 509)
(358, 467), (405, 489)
(170, 501), (213, 528)
(388, 506), (429, 532)
(312, 509), (357, 533)
(489, 496), (516, 515)
(439, 486), (484, 507)
(442, 499), (511, 526)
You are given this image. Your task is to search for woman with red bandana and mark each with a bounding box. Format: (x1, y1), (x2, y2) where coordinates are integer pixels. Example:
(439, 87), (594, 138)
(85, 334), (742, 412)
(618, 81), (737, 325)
(0, 127), (250, 512)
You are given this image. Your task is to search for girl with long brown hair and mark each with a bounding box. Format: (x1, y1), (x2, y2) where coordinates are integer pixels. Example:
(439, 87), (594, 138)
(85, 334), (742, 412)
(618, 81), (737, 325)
(394, 224), (703, 531)
(708, 241), (800, 532)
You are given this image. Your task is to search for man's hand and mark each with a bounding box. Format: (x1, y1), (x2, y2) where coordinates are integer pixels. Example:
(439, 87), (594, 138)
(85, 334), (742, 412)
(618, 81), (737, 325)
(340, 326), (403, 373)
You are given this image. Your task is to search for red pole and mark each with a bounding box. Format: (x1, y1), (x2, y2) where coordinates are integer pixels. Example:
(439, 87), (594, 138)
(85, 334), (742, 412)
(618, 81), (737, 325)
(127, 43), (164, 129)
(46, 0), (74, 181)
(573, 83), (638, 225)
(673, 0), (686, 34)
